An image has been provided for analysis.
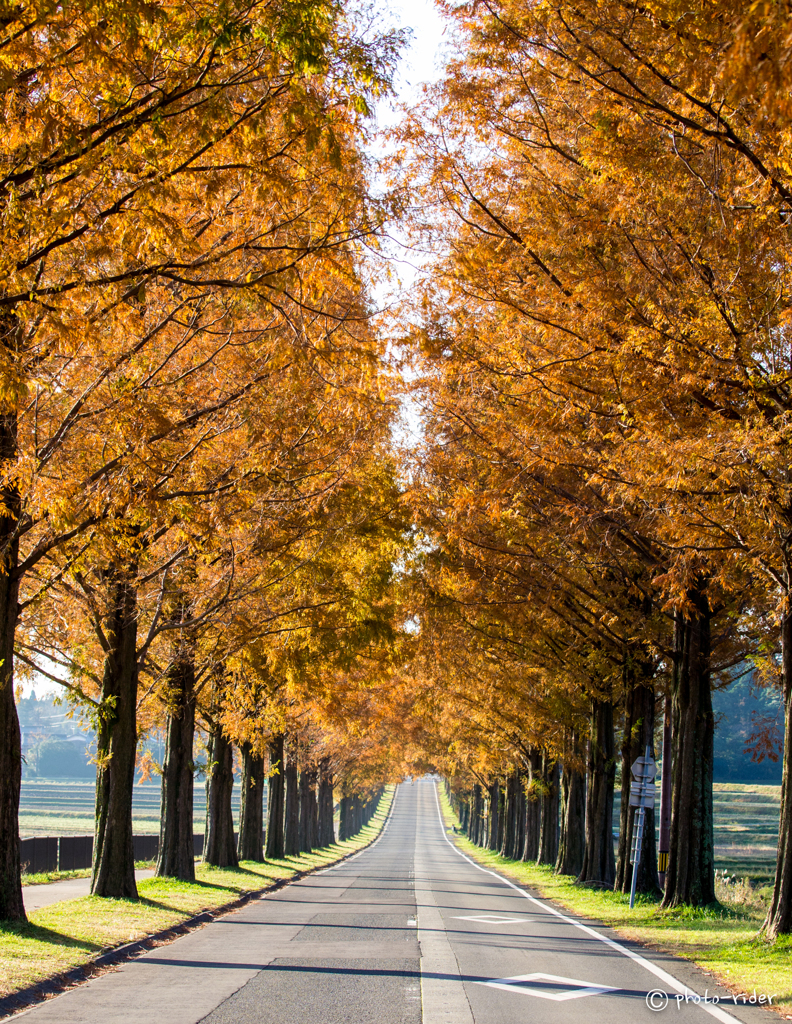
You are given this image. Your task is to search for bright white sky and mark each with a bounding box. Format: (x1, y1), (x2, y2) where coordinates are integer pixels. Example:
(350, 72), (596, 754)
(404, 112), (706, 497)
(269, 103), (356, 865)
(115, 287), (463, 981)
(378, 0), (448, 117)
(372, 0), (449, 293)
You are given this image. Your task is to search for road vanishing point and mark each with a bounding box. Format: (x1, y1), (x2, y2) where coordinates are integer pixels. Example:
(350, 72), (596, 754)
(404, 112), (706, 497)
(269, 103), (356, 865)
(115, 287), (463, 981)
(12, 779), (776, 1024)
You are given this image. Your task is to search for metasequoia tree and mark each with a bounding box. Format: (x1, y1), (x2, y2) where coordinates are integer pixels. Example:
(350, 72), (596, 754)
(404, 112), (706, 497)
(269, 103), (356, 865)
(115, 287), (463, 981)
(0, 0), (403, 918)
(399, 0), (785, 915)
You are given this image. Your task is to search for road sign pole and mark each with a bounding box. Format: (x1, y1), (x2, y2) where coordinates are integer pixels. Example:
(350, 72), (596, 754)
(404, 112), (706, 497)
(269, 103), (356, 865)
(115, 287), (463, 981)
(628, 744), (656, 910)
(629, 806), (644, 909)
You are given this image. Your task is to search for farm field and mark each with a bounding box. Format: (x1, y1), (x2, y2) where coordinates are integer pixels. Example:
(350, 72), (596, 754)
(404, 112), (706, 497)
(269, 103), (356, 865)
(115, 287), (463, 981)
(712, 782), (780, 884)
(20, 778), (778, 886)
(616, 780), (780, 886)
(19, 779), (247, 838)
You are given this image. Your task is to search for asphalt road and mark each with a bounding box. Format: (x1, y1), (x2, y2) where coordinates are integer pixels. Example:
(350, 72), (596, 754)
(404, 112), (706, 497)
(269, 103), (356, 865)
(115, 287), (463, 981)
(12, 779), (778, 1024)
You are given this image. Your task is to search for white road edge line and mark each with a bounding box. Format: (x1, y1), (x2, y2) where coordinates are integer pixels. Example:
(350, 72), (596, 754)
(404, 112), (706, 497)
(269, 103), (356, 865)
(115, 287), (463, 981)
(430, 779), (743, 1024)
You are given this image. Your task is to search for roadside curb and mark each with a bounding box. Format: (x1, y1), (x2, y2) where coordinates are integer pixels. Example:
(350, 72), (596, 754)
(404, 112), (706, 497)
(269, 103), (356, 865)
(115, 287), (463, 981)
(0, 789), (396, 1021)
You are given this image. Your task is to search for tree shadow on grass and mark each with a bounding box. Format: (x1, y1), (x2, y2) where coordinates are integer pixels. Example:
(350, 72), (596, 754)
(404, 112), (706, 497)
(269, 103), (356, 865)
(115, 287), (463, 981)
(0, 919), (101, 953)
(200, 865), (273, 880)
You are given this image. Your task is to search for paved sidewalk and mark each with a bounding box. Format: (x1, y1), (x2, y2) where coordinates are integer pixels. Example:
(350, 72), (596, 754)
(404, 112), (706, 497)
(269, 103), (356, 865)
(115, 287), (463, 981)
(23, 871), (155, 912)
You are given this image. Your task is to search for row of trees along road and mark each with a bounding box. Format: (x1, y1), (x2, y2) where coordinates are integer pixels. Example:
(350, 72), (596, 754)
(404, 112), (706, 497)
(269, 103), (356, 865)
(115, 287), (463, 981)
(0, 0), (408, 922)
(399, 0), (792, 940)
(4, 0), (792, 951)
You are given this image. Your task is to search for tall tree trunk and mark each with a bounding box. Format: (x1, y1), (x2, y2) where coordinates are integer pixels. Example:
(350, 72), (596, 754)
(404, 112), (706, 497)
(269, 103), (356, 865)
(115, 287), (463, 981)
(515, 773), (526, 858)
(92, 571), (139, 899)
(578, 699), (616, 887)
(471, 784), (483, 845)
(556, 733), (586, 877)
(522, 748), (542, 861)
(339, 794), (351, 840)
(317, 758), (335, 846)
(299, 768), (313, 854)
(662, 590), (715, 908)
(616, 665), (661, 896)
(537, 756), (560, 866)
(0, 409), (23, 921)
(500, 772), (517, 859)
(203, 724), (238, 868)
(765, 602), (792, 937)
(308, 769), (319, 848)
(238, 743), (265, 862)
(487, 781), (500, 850)
(284, 753), (299, 855)
(265, 734), (285, 859)
(156, 655), (196, 881)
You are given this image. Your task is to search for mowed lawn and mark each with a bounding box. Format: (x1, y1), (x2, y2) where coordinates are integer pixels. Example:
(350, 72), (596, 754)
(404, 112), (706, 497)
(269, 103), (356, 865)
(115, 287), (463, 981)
(3, 788), (394, 1000)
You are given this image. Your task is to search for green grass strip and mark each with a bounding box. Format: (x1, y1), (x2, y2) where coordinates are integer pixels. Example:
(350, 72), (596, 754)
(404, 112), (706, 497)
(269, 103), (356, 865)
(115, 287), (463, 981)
(436, 785), (792, 1014)
(2, 786), (395, 1000)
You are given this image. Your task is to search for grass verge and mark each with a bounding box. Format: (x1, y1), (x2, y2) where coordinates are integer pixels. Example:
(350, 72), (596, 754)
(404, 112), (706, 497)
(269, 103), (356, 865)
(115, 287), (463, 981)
(1, 786), (394, 1000)
(21, 870), (91, 887)
(437, 786), (792, 1017)
(21, 861), (155, 887)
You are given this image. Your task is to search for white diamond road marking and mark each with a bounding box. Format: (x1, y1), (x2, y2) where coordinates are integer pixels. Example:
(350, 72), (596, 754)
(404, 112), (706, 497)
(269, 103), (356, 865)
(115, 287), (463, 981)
(453, 914), (529, 924)
(476, 973), (620, 1002)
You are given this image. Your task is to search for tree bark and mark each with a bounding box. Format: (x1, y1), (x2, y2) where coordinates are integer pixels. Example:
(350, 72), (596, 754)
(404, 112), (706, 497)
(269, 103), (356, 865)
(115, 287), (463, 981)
(764, 603), (792, 937)
(537, 756), (560, 866)
(265, 734), (285, 859)
(470, 784), (483, 845)
(339, 794), (351, 840)
(500, 771), (518, 859)
(662, 590), (715, 908)
(0, 408), (24, 921)
(91, 571), (139, 899)
(308, 769), (319, 848)
(578, 699), (616, 887)
(555, 729), (586, 877)
(556, 754), (586, 876)
(317, 758), (335, 846)
(515, 774), (526, 858)
(156, 656), (196, 881)
(203, 724), (238, 868)
(522, 748), (542, 862)
(284, 754), (299, 855)
(299, 768), (313, 854)
(615, 666), (661, 896)
(238, 743), (265, 862)
(487, 781), (500, 850)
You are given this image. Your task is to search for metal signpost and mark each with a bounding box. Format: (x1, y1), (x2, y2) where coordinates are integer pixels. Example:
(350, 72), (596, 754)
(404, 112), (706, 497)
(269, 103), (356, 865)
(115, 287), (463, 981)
(629, 744), (657, 909)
